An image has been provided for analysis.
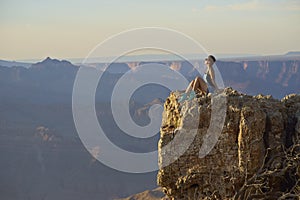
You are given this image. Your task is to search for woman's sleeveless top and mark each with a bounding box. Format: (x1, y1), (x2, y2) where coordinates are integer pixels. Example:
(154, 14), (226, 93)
(203, 73), (215, 93)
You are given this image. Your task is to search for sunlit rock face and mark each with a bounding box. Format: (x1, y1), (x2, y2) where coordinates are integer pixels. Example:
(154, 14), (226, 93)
(157, 88), (300, 199)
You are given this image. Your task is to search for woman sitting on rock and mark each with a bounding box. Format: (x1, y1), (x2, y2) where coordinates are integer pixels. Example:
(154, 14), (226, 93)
(179, 55), (218, 102)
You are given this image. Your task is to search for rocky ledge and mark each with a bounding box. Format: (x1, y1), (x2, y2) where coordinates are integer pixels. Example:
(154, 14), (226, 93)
(157, 88), (299, 200)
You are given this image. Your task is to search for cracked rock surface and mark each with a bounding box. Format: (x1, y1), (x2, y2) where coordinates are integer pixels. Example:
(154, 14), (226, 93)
(157, 88), (300, 200)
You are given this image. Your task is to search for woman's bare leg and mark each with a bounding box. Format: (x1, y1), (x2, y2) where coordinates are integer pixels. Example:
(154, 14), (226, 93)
(185, 80), (195, 93)
(192, 77), (208, 94)
(185, 76), (208, 94)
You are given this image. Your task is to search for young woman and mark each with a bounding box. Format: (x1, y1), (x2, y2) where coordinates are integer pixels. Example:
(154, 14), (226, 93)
(178, 55), (218, 102)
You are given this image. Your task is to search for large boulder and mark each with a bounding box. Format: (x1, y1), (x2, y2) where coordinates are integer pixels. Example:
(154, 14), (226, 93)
(157, 88), (299, 199)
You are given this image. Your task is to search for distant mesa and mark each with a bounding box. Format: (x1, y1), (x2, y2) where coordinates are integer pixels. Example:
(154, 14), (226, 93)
(31, 57), (78, 69)
(37, 56), (72, 65)
(285, 51), (300, 56)
(0, 59), (32, 68)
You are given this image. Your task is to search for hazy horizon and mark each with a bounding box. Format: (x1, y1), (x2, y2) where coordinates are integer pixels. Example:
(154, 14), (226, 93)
(2, 51), (300, 65)
(1, 52), (259, 63)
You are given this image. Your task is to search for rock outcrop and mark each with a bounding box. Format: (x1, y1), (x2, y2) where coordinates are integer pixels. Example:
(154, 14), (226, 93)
(157, 88), (299, 199)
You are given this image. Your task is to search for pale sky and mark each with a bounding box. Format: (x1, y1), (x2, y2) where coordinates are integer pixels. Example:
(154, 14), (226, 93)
(1, 0), (300, 60)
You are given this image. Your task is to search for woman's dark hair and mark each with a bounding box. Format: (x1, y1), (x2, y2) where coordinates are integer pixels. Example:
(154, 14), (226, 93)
(208, 55), (216, 62)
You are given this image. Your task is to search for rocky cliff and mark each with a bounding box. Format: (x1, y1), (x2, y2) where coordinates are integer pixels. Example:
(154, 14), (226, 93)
(157, 88), (299, 199)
